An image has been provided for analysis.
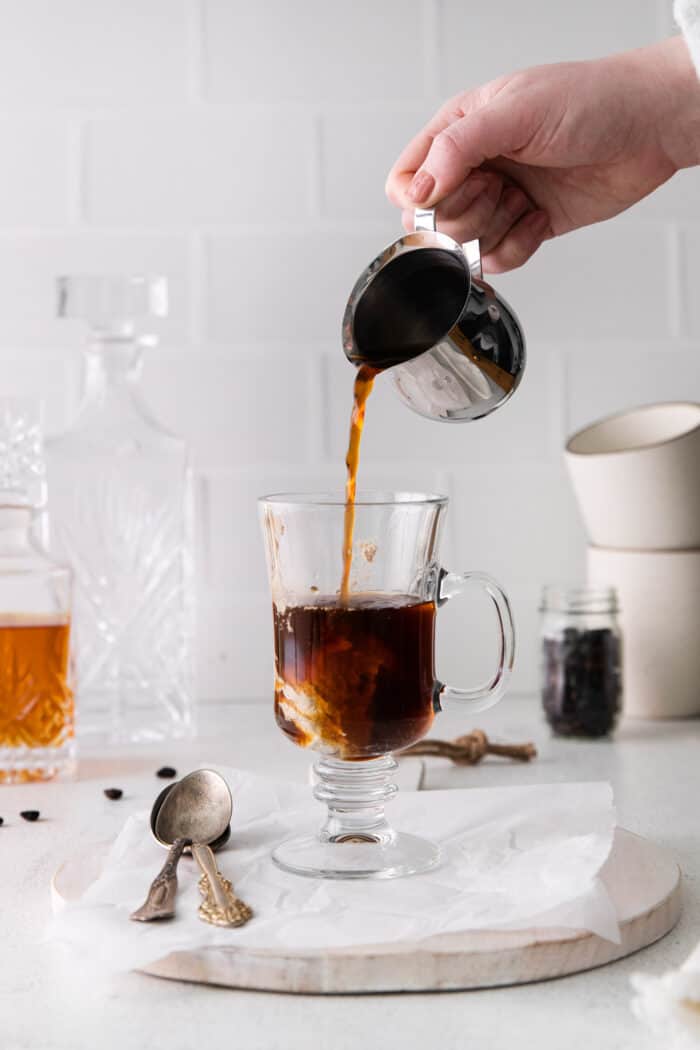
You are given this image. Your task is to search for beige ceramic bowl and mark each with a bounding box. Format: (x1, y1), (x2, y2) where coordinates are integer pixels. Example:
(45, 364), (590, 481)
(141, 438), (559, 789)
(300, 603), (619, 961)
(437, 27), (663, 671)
(588, 545), (700, 719)
(566, 402), (700, 550)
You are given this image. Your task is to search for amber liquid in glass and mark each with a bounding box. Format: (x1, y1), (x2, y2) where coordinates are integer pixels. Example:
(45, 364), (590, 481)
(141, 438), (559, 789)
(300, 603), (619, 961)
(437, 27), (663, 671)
(274, 595), (436, 758)
(0, 615), (74, 782)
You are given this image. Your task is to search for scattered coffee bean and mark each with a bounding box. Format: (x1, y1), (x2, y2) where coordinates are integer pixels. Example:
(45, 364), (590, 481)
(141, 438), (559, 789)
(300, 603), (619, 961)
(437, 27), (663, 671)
(20, 810), (40, 822)
(0, 817), (4, 826)
(103, 788), (123, 800)
(156, 766), (177, 779)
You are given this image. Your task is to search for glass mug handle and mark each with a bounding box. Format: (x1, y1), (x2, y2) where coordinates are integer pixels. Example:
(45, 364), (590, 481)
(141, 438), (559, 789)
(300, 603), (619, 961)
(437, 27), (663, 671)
(436, 569), (515, 712)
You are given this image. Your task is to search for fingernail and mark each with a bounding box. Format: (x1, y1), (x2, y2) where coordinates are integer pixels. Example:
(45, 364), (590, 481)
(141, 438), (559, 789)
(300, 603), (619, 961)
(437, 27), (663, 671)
(408, 170), (435, 204)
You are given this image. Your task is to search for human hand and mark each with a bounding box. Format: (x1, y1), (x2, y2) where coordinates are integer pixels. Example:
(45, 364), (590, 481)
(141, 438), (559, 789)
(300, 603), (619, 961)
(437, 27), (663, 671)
(386, 37), (700, 272)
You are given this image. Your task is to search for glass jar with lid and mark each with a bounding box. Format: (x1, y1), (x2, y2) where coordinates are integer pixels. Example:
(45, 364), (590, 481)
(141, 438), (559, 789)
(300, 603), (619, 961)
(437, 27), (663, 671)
(540, 585), (622, 738)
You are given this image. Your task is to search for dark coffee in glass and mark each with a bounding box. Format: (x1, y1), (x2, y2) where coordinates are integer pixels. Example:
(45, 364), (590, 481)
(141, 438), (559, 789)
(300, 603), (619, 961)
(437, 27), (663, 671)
(274, 595), (436, 760)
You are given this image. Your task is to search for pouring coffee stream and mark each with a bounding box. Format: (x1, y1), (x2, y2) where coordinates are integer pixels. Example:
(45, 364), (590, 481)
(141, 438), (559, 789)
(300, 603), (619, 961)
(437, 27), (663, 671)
(340, 209), (526, 596)
(340, 364), (378, 599)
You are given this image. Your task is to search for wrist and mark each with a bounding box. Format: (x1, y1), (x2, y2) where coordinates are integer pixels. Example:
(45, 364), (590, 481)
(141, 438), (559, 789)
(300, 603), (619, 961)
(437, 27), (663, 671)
(628, 36), (700, 170)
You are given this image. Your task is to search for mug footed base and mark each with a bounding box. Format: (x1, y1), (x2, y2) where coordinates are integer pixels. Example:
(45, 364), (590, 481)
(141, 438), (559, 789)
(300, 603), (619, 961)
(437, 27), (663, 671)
(272, 831), (441, 880)
(272, 755), (441, 879)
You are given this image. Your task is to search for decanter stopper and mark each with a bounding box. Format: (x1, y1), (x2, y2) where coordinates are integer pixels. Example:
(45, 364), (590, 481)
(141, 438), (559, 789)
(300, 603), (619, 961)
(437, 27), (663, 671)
(56, 274), (167, 339)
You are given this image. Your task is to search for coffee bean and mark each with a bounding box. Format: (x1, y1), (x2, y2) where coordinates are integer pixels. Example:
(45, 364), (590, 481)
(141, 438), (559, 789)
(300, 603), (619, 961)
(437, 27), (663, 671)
(156, 766), (177, 779)
(103, 788), (123, 800)
(20, 810), (40, 822)
(0, 817), (4, 826)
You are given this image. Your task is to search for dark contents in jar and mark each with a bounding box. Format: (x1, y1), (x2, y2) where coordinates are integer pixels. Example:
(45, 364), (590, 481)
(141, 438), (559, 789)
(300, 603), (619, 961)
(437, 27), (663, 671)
(542, 628), (621, 737)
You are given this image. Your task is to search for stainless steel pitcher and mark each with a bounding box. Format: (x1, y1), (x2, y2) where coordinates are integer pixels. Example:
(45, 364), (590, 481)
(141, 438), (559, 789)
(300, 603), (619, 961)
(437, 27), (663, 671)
(342, 209), (526, 421)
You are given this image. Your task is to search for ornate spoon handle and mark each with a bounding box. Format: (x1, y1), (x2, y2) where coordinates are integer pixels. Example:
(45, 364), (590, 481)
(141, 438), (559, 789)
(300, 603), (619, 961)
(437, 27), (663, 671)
(130, 836), (191, 922)
(191, 843), (253, 928)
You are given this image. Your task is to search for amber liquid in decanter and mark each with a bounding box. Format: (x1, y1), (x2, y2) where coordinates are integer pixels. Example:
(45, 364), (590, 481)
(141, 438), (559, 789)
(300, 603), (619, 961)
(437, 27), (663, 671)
(0, 614), (73, 782)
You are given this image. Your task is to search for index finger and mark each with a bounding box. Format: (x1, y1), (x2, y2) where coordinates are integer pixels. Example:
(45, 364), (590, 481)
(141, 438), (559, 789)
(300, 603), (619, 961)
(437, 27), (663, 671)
(385, 95), (473, 208)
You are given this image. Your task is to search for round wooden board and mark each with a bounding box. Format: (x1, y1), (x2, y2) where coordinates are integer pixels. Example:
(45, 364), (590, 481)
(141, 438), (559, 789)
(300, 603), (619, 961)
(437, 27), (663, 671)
(53, 828), (681, 994)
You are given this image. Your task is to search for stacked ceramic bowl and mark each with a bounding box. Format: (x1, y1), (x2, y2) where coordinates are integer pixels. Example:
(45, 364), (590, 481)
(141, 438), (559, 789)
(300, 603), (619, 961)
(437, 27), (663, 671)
(565, 402), (700, 719)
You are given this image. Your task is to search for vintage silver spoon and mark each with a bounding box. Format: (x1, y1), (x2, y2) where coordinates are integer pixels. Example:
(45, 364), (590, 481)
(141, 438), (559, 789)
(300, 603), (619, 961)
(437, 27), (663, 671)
(156, 769), (252, 929)
(131, 770), (251, 927)
(130, 779), (225, 922)
(130, 775), (228, 922)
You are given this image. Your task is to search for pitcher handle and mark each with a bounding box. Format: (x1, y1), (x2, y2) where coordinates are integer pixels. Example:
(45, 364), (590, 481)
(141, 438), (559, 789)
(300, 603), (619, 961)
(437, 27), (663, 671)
(462, 239), (483, 279)
(413, 208), (482, 278)
(414, 208), (436, 232)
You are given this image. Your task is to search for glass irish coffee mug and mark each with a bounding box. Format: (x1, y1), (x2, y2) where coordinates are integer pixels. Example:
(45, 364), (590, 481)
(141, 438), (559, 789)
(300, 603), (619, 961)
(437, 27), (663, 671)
(259, 491), (515, 879)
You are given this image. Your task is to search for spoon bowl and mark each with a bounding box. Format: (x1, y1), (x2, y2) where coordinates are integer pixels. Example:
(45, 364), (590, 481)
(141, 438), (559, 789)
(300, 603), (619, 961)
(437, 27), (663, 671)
(150, 779), (231, 853)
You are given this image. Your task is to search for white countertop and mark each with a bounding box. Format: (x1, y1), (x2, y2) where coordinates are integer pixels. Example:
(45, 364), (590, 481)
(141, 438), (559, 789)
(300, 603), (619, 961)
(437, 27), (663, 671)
(1, 695), (697, 1050)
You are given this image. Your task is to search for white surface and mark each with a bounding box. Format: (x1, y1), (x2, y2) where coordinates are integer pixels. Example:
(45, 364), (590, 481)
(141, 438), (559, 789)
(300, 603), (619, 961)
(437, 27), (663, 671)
(1, 694), (699, 1049)
(0, 2), (697, 700)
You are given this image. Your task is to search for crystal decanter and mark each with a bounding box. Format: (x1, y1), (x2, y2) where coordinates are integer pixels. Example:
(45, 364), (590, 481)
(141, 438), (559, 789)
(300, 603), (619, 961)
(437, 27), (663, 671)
(46, 276), (194, 742)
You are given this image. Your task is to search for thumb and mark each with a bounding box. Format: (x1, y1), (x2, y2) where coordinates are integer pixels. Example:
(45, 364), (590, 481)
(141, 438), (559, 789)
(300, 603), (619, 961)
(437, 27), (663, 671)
(408, 97), (533, 206)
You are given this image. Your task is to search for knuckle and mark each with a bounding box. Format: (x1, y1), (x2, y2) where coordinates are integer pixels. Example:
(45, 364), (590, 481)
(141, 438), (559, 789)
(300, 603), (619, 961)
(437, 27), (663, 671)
(502, 188), (528, 216)
(384, 175), (398, 203)
(502, 239), (536, 271)
(485, 235), (532, 273)
(431, 126), (464, 165)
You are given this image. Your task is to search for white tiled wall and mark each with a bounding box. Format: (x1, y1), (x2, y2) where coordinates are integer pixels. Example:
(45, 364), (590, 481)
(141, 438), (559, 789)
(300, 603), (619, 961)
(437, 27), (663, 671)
(1, 0), (697, 702)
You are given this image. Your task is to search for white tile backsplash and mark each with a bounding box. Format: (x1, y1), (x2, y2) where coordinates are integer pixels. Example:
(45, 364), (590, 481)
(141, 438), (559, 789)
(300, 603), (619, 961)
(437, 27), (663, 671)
(437, 0), (661, 96)
(320, 109), (433, 222)
(0, 0), (694, 701)
(196, 590), (273, 702)
(566, 344), (700, 433)
(0, 121), (72, 225)
(0, 0), (188, 105)
(496, 222), (672, 342)
(201, 0), (427, 103)
(141, 351), (314, 468)
(84, 113), (313, 225)
(629, 167), (700, 222)
(679, 225), (700, 337)
(205, 233), (391, 342)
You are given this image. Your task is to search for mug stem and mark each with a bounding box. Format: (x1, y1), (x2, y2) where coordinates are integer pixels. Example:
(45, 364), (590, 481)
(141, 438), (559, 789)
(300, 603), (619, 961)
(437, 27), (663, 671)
(271, 753), (441, 879)
(314, 755), (398, 845)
